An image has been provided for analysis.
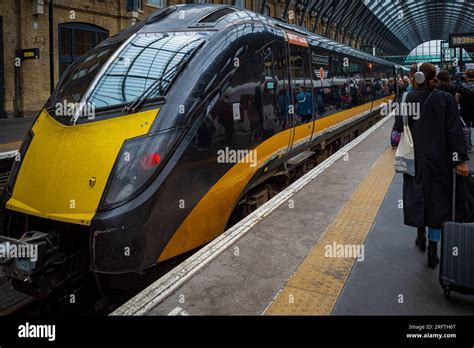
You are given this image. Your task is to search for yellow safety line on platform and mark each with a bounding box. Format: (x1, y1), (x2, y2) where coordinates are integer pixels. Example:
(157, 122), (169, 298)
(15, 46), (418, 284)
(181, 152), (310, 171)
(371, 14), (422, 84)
(0, 141), (21, 152)
(265, 147), (395, 315)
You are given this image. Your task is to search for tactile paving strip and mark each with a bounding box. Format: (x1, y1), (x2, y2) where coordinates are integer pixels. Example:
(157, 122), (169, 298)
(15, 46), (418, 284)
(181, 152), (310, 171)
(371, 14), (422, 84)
(265, 147), (395, 315)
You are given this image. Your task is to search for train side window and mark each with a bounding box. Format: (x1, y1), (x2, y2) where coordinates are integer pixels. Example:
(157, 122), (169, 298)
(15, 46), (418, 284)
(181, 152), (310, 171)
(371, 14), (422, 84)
(204, 41), (263, 150)
(289, 45), (312, 125)
(311, 50), (331, 118)
(347, 61), (363, 107)
(274, 42), (290, 132)
(263, 52), (274, 78)
(259, 43), (283, 139)
(315, 54), (344, 117)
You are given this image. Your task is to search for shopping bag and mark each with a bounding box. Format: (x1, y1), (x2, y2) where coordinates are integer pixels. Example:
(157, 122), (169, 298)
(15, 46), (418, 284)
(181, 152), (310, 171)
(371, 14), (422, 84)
(394, 92), (416, 176)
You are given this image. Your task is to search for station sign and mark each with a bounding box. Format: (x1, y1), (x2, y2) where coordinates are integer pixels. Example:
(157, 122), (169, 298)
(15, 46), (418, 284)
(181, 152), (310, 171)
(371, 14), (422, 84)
(312, 53), (329, 66)
(16, 48), (40, 61)
(449, 33), (474, 48)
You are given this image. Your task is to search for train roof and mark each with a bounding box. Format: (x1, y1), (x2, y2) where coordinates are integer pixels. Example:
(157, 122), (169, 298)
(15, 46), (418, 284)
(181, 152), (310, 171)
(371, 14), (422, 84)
(135, 4), (396, 68)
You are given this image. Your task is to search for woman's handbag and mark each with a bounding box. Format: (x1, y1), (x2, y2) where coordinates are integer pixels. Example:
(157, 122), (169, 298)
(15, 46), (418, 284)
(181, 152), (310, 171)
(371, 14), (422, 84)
(394, 92), (416, 176)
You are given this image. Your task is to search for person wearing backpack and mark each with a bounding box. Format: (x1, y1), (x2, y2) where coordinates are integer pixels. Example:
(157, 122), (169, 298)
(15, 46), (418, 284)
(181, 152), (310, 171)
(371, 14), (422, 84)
(456, 70), (474, 149)
(394, 63), (469, 269)
(456, 70), (474, 116)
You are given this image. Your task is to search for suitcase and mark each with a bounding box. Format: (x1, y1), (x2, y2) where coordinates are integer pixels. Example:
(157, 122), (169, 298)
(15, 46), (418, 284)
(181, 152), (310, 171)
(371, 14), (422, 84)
(440, 170), (474, 299)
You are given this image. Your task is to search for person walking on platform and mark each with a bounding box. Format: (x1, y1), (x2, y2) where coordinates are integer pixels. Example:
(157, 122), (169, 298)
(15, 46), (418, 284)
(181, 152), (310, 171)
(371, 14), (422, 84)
(405, 63), (418, 92)
(456, 70), (474, 152)
(394, 62), (469, 269)
(456, 70), (474, 126)
(437, 70), (456, 96)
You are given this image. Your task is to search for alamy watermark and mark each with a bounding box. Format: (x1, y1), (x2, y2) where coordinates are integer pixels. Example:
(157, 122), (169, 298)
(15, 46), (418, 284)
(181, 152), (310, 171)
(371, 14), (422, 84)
(0, 242), (38, 262)
(55, 100), (95, 120)
(217, 147), (257, 168)
(381, 100), (420, 120)
(325, 242), (365, 262)
(18, 322), (55, 342)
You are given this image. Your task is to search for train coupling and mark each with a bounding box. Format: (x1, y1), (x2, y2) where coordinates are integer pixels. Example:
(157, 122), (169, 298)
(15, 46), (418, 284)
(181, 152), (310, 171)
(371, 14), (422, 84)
(0, 231), (57, 279)
(0, 231), (85, 299)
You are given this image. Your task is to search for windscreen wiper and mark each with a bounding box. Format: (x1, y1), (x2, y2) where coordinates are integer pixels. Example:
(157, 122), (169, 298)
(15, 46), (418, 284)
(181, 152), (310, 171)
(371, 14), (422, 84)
(124, 41), (205, 114)
(123, 63), (181, 113)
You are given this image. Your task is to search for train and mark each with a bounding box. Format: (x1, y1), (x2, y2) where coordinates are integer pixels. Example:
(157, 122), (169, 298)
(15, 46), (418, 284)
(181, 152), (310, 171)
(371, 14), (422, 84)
(0, 4), (404, 298)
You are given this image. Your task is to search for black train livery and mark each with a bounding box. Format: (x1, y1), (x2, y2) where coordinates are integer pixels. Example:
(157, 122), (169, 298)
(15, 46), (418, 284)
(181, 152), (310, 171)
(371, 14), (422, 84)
(0, 4), (402, 297)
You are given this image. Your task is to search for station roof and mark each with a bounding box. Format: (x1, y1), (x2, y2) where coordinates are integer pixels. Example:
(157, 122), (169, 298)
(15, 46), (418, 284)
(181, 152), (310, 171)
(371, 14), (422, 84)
(278, 0), (473, 56)
(364, 0), (474, 50)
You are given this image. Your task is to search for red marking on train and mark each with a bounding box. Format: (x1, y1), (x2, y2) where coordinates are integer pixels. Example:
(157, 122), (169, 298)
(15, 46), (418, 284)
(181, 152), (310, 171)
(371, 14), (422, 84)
(287, 33), (309, 47)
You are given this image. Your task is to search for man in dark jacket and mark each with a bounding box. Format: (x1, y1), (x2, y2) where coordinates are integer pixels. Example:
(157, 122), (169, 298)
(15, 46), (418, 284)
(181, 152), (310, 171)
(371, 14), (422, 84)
(456, 69), (474, 127)
(394, 63), (469, 268)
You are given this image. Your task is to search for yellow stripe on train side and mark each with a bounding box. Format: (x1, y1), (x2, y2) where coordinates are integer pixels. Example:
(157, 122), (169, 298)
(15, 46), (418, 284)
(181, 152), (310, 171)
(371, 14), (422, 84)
(6, 109), (157, 226)
(158, 97), (392, 261)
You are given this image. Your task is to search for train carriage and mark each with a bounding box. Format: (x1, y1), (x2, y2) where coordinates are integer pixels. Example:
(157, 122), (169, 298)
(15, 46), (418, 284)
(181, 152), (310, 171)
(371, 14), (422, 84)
(0, 4), (400, 298)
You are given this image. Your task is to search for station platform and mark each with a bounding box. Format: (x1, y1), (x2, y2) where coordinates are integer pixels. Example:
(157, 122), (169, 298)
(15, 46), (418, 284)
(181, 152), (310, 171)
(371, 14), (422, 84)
(0, 117), (35, 156)
(112, 117), (472, 315)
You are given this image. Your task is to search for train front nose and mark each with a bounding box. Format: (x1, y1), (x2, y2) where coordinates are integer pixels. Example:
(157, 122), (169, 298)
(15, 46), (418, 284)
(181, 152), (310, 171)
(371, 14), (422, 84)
(6, 109), (156, 226)
(0, 108), (157, 297)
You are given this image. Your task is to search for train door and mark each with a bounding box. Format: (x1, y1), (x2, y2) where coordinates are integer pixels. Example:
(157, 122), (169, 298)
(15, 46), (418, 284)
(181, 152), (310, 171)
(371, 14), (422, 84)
(284, 32), (313, 160)
(0, 16), (4, 119)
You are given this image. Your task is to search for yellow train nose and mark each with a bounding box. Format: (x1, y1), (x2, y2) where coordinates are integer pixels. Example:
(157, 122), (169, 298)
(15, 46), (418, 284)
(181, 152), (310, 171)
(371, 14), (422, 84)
(6, 109), (158, 226)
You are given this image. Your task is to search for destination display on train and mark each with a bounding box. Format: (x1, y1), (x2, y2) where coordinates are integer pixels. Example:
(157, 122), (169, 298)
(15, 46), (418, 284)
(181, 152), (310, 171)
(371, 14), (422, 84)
(449, 33), (474, 47)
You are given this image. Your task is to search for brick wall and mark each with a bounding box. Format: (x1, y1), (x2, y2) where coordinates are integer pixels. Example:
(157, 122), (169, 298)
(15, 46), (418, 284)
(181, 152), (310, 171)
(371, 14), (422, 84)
(0, 1), (20, 117)
(0, 0), (161, 118)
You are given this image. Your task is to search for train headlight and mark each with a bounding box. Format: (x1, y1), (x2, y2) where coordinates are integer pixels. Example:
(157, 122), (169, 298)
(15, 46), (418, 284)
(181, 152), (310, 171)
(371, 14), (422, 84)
(99, 129), (182, 210)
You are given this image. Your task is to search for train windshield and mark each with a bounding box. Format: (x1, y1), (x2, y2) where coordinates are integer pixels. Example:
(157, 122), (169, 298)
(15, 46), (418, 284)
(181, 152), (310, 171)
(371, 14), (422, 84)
(51, 32), (205, 121)
(88, 32), (205, 110)
(52, 35), (127, 107)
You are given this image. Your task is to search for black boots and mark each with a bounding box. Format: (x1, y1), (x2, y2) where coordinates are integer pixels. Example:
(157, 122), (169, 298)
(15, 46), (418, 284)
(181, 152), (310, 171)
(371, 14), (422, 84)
(427, 241), (440, 269)
(416, 228), (439, 268)
(415, 227), (427, 252)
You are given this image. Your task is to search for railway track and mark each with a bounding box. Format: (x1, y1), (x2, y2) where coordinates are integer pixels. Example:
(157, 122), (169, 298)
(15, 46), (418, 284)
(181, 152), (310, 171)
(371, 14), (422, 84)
(0, 247), (194, 316)
(0, 273), (36, 315)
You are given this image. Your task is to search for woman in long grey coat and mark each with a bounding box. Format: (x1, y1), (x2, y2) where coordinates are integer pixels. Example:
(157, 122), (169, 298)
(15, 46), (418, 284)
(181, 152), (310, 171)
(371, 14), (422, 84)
(394, 63), (469, 268)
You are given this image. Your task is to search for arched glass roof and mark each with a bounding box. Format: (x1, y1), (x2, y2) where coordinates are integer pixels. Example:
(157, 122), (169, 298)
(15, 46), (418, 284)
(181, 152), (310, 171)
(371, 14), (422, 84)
(364, 0), (474, 50)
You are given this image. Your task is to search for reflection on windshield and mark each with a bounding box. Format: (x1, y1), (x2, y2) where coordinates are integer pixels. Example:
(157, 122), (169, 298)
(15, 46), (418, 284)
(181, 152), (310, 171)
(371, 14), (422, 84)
(53, 36), (126, 105)
(88, 32), (205, 109)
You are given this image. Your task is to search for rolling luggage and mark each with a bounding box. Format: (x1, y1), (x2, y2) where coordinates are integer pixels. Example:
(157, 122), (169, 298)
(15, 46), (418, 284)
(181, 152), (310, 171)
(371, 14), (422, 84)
(440, 170), (474, 299)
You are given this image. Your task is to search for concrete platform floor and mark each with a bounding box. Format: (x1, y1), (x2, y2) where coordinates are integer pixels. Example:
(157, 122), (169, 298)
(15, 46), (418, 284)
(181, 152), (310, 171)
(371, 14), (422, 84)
(333, 173), (474, 315)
